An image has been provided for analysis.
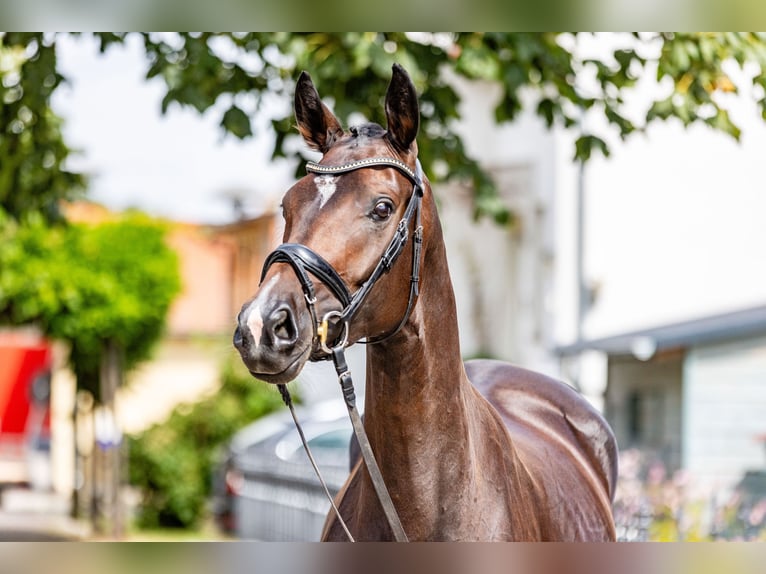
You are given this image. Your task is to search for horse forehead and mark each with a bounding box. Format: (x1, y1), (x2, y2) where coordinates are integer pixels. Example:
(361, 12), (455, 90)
(317, 142), (412, 192)
(285, 137), (409, 209)
(294, 161), (399, 201)
(313, 174), (339, 208)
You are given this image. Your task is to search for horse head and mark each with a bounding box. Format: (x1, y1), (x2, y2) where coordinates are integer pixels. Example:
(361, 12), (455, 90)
(234, 64), (430, 385)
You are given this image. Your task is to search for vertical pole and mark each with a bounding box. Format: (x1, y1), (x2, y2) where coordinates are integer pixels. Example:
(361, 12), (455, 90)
(566, 158), (588, 393)
(576, 158), (586, 344)
(71, 401), (80, 520)
(99, 339), (124, 539)
(73, 391), (95, 525)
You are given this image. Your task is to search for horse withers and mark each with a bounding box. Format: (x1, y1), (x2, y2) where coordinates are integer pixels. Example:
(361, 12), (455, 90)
(233, 63), (618, 541)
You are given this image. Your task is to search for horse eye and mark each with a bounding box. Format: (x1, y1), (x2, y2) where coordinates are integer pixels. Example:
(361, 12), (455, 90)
(372, 200), (394, 221)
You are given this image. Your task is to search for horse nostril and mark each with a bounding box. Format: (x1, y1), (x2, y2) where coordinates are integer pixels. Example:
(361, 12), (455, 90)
(270, 306), (297, 345)
(233, 326), (247, 350)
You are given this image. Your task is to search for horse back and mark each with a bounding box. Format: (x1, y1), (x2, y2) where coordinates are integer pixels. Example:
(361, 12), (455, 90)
(465, 359), (618, 538)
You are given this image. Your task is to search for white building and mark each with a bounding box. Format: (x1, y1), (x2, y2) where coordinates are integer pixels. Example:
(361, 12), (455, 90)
(435, 55), (766, 495)
(552, 51), (766, 494)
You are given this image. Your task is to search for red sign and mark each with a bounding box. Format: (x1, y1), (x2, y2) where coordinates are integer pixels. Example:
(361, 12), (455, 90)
(0, 331), (52, 485)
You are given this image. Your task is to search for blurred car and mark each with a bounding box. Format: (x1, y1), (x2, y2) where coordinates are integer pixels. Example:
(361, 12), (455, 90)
(212, 399), (355, 541)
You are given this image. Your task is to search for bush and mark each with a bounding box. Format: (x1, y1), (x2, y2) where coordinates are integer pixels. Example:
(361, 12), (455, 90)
(127, 353), (291, 529)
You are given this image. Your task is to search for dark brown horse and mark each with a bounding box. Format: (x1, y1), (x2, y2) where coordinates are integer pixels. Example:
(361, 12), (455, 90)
(233, 64), (618, 541)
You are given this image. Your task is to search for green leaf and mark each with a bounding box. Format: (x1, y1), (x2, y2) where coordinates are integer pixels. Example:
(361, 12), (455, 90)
(647, 96), (675, 122)
(671, 39), (691, 71)
(7, 31), (766, 236)
(221, 105), (253, 139)
(614, 49), (639, 70)
(574, 134), (610, 162)
(707, 109), (742, 140)
(537, 98), (556, 128)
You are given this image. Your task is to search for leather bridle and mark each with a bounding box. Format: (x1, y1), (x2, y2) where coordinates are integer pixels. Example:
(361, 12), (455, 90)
(260, 156), (424, 359)
(259, 156), (425, 542)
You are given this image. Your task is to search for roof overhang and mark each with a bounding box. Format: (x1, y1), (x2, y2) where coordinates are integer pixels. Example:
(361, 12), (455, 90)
(557, 304), (766, 357)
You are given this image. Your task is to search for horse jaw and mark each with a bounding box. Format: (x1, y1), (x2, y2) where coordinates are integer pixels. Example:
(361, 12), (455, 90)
(244, 345), (311, 386)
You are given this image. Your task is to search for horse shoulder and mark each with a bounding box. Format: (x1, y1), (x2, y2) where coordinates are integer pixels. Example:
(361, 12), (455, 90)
(464, 359), (618, 505)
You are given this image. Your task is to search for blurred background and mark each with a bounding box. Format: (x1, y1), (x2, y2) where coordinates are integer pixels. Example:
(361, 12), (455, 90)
(1, 32), (765, 541)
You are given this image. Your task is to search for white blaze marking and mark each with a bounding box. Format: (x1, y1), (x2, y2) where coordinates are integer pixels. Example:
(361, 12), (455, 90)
(314, 175), (338, 208)
(246, 276), (278, 348)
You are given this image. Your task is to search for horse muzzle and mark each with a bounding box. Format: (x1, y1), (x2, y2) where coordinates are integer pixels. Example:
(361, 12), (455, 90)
(233, 293), (313, 385)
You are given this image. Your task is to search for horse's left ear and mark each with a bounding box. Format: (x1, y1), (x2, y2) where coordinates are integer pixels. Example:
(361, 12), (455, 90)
(385, 63), (419, 152)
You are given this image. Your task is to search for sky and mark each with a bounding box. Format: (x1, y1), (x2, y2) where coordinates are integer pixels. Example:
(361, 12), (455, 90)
(574, 93), (766, 338)
(53, 34), (293, 224)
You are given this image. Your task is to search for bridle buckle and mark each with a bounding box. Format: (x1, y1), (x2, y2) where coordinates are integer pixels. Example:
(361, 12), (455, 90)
(318, 310), (349, 355)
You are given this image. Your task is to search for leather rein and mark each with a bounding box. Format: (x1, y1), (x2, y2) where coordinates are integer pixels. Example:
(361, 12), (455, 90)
(260, 156), (425, 542)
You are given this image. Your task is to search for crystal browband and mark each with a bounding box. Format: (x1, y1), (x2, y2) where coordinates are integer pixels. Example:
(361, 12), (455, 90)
(305, 157), (418, 182)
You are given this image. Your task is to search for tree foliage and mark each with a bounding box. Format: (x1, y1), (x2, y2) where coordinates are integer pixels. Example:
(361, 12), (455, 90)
(0, 33), (85, 222)
(3, 32), (766, 225)
(0, 210), (181, 398)
(97, 32), (766, 223)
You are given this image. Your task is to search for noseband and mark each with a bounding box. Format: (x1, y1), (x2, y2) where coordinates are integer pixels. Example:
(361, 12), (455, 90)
(260, 156), (425, 358)
(259, 156), (424, 543)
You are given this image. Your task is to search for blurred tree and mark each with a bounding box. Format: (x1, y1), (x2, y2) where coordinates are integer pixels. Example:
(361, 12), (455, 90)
(0, 33), (85, 222)
(100, 32), (766, 223)
(0, 210), (181, 400)
(3, 32), (766, 224)
(0, 209), (180, 531)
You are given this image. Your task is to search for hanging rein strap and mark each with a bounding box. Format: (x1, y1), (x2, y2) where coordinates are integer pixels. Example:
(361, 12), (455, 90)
(330, 345), (408, 542)
(276, 383), (355, 542)
(261, 156), (423, 542)
(276, 362), (407, 542)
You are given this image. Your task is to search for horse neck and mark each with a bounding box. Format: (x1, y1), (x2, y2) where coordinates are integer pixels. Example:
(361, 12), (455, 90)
(364, 214), (467, 412)
(362, 214), (478, 486)
(357, 209), (532, 540)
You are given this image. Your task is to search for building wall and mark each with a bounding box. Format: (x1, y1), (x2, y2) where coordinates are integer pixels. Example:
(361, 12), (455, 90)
(166, 215), (277, 337)
(440, 75), (559, 375)
(439, 165), (556, 374)
(604, 350), (684, 471)
(166, 226), (235, 337)
(683, 336), (766, 491)
(216, 216), (278, 322)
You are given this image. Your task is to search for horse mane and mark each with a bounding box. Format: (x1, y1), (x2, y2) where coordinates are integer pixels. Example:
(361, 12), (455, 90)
(349, 123), (386, 139)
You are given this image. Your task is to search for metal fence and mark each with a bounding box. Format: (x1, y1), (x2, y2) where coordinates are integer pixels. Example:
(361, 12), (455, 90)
(233, 455), (350, 541)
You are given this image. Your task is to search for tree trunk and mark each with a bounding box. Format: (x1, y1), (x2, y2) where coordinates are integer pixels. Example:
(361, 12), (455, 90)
(98, 339), (125, 539)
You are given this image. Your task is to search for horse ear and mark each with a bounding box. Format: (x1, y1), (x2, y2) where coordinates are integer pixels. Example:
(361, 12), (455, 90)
(294, 71), (344, 153)
(385, 63), (419, 152)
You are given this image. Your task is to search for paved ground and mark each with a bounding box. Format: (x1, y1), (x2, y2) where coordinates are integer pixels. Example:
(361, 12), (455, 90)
(0, 488), (90, 541)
